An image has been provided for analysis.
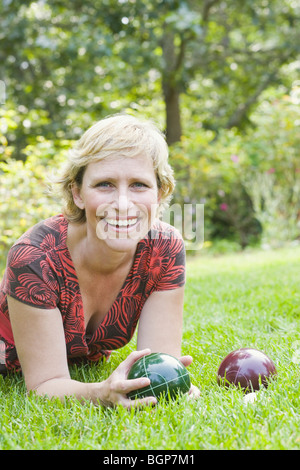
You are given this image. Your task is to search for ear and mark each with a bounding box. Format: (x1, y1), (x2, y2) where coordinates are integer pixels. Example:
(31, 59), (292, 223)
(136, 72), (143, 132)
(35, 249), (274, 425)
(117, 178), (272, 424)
(157, 188), (162, 204)
(153, 189), (163, 219)
(71, 183), (85, 210)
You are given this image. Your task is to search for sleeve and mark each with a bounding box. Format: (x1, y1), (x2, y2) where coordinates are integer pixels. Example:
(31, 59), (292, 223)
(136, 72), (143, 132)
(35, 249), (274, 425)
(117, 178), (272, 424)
(2, 243), (59, 309)
(153, 230), (186, 292)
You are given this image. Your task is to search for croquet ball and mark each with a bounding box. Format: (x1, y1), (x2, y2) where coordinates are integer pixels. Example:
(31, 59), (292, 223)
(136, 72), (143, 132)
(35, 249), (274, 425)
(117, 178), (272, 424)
(127, 352), (191, 400)
(217, 347), (277, 392)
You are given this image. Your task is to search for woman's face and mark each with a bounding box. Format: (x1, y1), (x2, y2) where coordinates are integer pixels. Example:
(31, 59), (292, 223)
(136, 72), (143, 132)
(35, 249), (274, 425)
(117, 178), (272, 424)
(72, 154), (160, 252)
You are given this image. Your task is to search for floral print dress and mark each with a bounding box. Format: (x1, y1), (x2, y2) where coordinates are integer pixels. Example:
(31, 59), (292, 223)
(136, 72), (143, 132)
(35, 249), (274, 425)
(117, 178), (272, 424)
(0, 214), (185, 373)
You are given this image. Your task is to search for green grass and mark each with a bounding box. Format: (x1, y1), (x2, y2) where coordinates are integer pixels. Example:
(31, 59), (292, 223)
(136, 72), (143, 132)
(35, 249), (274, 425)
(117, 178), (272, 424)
(0, 246), (299, 450)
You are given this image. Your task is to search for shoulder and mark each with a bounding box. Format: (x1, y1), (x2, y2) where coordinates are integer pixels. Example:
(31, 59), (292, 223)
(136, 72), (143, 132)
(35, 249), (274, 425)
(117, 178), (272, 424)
(11, 214), (68, 253)
(138, 221), (186, 290)
(146, 220), (185, 256)
(148, 220), (183, 243)
(3, 215), (67, 308)
(6, 214), (68, 272)
(135, 220), (185, 271)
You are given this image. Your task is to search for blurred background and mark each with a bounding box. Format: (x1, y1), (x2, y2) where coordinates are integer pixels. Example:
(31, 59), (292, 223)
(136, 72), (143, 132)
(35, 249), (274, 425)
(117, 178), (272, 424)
(0, 0), (300, 261)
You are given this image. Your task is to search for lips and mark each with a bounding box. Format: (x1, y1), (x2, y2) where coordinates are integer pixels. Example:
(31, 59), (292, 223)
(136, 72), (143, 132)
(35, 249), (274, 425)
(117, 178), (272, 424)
(105, 217), (138, 228)
(95, 211), (150, 241)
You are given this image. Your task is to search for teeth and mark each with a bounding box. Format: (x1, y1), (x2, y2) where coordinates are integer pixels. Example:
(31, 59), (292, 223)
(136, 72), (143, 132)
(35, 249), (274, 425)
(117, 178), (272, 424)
(105, 218), (138, 227)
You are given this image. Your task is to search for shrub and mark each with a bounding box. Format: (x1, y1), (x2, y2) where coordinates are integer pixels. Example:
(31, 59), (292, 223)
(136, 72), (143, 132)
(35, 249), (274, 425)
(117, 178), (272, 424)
(170, 87), (300, 248)
(170, 130), (262, 249)
(0, 140), (68, 263)
(242, 87), (300, 244)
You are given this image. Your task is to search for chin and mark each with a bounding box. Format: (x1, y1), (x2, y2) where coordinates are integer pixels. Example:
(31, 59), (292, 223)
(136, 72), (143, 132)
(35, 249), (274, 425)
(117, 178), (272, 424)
(103, 238), (140, 253)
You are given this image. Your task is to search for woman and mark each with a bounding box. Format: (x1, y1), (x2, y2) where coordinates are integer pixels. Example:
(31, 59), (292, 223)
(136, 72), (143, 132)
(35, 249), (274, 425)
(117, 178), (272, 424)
(0, 114), (199, 407)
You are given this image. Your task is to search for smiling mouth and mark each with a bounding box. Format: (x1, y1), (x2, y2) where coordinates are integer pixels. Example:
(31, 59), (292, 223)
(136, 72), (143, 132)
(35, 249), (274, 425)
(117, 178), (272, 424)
(104, 217), (139, 229)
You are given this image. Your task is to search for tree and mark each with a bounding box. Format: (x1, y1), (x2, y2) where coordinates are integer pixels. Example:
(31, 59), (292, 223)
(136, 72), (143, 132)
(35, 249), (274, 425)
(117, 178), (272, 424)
(1, 0), (299, 155)
(96, 0), (300, 142)
(157, 0), (300, 141)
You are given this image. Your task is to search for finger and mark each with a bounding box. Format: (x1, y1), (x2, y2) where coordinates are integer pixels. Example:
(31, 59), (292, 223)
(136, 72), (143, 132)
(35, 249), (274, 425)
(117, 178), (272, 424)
(124, 395), (157, 410)
(112, 376), (150, 395)
(126, 377), (151, 393)
(187, 384), (201, 400)
(133, 395), (157, 407)
(179, 355), (193, 367)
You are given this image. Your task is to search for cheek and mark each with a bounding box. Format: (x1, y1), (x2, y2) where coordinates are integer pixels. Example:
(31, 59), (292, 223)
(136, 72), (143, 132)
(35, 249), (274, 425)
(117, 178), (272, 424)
(136, 189), (158, 205)
(135, 192), (160, 219)
(83, 192), (109, 219)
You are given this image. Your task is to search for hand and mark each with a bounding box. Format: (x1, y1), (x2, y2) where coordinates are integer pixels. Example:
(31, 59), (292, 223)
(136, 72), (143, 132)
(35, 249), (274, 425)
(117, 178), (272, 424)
(179, 355), (201, 399)
(99, 349), (157, 409)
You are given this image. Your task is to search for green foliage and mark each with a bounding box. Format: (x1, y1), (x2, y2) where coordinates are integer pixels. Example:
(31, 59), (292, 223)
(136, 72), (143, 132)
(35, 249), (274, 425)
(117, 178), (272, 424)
(1, 0), (299, 149)
(241, 87), (300, 243)
(0, 141), (67, 261)
(1, 0), (299, 249)
(1, 87), (299, 255)
(170, 88), (300, 248)
(170, 126), (262, 248)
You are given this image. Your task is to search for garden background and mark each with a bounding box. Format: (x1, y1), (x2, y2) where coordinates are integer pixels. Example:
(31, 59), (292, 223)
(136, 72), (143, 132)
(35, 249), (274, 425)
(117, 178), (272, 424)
(0, 0), (300, 451)
(1, 0), (300, 260)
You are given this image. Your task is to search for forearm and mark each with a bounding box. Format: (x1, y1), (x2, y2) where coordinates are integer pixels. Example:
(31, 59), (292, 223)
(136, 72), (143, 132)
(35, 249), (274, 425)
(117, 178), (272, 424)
(29, 350), (158, 409)
(32, 377), (107, 406)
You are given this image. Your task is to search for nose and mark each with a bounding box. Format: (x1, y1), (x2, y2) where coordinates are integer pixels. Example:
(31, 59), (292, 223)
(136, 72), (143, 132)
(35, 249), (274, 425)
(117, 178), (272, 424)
(112, 190), (134, 215)
(118, 195), (131, 213)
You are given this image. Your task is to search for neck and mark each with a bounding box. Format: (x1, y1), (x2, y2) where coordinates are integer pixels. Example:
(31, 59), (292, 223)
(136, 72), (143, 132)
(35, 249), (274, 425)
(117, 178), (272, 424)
(67, 222), (136, 275)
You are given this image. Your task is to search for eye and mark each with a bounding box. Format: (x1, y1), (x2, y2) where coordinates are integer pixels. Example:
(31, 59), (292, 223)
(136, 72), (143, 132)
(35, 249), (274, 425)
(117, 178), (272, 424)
(131, 181), (149, 189)
(94, 181), (114, 188)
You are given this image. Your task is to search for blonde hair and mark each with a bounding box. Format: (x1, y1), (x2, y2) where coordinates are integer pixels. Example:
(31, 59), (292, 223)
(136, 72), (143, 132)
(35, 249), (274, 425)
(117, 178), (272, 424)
(56, 114), (175, 223)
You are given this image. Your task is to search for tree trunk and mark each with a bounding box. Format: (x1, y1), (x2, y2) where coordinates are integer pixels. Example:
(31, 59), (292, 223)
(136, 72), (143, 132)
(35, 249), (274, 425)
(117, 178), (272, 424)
(163, 82), (182, 145)
(161, 31), (183, 145)
(225, 71), (277, 129)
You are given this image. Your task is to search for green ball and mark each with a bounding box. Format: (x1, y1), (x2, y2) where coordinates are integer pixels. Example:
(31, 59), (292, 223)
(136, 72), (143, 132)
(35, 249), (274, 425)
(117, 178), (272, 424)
(127, 352), (191, 401)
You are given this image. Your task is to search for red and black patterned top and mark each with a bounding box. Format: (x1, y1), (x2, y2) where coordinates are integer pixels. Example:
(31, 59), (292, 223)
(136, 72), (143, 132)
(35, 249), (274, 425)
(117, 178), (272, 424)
(0, 214), (185, 373)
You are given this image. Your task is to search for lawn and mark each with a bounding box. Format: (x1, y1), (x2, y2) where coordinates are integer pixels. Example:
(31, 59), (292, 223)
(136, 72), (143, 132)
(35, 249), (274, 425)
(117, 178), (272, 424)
(0, 245), (299, 450)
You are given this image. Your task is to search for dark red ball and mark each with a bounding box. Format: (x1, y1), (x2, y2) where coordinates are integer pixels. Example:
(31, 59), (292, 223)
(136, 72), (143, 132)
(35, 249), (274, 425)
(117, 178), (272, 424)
(217, 348), (277, 392)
